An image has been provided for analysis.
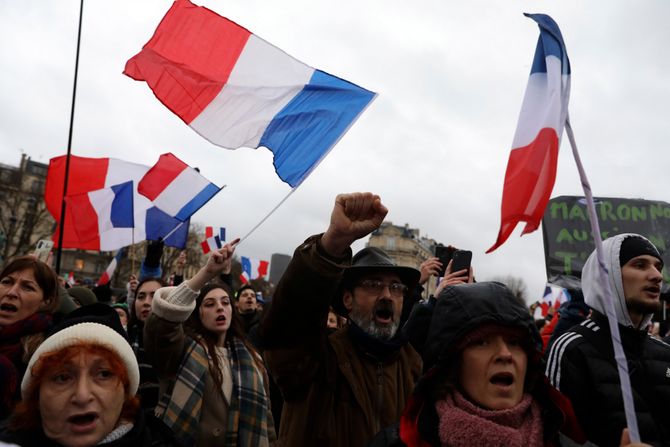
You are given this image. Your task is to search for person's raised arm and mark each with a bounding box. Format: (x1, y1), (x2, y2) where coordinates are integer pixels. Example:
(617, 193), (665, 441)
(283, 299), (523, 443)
(321, 192), (388, 257)
(187, 238), (239, 292)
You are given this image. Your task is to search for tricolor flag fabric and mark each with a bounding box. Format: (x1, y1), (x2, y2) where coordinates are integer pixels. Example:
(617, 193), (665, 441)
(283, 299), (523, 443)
(98, 249), (124, 286)
(67, 271), (75, 286)
(538, 284), (568, 317)
(124, 0), (376, 187)
(201, 236), (222, 254)
(239, 256), (269, 284)
(205, 226), (226, 242)
(138, 153), (221, 221)
(487, 13), (571, 253)
(45, 155), (190, 249)
(63, 181), (135, 251)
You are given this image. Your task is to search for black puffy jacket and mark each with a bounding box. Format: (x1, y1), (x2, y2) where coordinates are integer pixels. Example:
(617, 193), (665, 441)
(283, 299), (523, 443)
(377, 282), (585, 447)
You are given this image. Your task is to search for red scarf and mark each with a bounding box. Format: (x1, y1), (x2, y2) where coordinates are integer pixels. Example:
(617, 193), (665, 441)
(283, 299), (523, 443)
(0, 312), (52, 413)
(435, 391), (543, 447)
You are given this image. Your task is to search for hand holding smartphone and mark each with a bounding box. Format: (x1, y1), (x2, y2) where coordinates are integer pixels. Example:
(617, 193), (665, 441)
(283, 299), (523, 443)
(434, 245), (456, 277)
(449, 250), (472, 277)
(34, 239), (54, 263)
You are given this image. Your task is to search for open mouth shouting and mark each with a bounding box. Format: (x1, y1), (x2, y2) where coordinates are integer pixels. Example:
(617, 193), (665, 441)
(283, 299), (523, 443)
(67, 412), (99, 433)
(0, 302), (18, 313)
(215, 314), (227, 325)
(373, 300), (394, 325)
(643, 284), (661, 298)
(489, 372), (515, 390)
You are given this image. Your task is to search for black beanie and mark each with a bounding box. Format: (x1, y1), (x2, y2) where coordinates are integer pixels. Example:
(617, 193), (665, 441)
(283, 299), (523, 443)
(619, 236), (663, 267)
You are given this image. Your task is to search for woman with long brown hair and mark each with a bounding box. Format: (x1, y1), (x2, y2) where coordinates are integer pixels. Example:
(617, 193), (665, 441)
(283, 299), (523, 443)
(144, 239), (275, 446)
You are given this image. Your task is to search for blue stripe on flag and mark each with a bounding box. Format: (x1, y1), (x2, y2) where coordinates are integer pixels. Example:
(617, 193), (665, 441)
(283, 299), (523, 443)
(259, 70), (376, 187)
(220, 227), (226, 242)
(110, 181), (134, 228)
(145, 206), (189, 249)
(241, 256), (251, 278)
(525, 13), (571, 76)
(175, 183), (220, 221)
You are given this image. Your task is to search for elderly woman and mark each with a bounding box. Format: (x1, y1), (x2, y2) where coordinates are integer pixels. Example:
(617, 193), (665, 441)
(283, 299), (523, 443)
(0, 303), (181, 446)
(0, 256), (59, 420)
(369, 282), (585, 447)
(371, 282), (653, 447)
(144, 239), (275, 446)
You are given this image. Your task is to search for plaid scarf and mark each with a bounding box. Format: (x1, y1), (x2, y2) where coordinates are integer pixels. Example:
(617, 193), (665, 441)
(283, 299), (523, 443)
(0, 312), (52, 416)
(156, 337), (271, 446)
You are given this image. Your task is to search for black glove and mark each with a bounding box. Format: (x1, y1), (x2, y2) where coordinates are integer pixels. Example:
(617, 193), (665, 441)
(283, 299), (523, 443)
(145, 238), (164, 268)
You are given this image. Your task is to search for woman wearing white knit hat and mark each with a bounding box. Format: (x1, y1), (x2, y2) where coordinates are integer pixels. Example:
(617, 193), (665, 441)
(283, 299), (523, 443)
(0, 303), (182, 447)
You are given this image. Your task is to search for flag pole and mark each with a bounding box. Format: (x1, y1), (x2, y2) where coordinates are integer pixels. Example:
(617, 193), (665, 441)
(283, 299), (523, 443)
(565, 116), (640, 442)
(239, 187), (298, 244)
(55, 0), (85, 275)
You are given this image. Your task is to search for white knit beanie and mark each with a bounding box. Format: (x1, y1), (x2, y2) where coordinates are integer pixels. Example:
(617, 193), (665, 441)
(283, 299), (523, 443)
(21, 304), (140, 397)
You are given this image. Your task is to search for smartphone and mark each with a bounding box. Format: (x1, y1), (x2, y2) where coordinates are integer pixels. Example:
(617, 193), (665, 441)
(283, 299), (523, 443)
(34, 239), (54, 263)
(435, 245), (455, 277)
(450, 250), (472, 276)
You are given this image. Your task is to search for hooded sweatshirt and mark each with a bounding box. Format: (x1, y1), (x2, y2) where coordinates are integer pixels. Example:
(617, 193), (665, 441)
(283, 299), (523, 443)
(545, 233), (670, 447)
(582, 233), (658, 329)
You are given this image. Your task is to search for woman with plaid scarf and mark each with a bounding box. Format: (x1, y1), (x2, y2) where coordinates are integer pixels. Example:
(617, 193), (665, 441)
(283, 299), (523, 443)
(144, 239), (276, 447)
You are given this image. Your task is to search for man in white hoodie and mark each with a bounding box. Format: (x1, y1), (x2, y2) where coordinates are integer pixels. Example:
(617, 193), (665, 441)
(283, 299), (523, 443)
(545, 233), (670, 446)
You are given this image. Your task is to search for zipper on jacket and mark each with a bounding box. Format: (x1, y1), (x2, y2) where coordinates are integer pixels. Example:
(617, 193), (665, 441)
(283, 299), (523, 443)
(375, 362), (383, 433)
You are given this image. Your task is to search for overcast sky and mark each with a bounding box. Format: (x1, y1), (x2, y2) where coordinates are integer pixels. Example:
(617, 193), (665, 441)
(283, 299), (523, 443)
(1, 0), (668, 302)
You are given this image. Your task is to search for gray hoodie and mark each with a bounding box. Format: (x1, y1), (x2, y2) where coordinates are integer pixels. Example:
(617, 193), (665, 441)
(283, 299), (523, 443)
(581, 233), (657, 330)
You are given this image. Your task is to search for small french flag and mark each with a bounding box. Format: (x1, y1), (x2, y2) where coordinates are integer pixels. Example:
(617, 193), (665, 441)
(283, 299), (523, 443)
(205, 226), (226, 242)
(138, 153), (221, 221)
(201, 235), (222, 254)
(239, 256), (269, 284)
(97, 249), (124, 286)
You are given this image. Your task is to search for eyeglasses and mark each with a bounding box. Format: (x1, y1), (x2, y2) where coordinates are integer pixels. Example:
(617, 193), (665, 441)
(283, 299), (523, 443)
(356, 280), (408, 297)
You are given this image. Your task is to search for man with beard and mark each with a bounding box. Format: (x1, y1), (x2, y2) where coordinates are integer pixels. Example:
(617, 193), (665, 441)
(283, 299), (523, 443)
(545, 234), (670, 446)
(260, 192), (422, 447)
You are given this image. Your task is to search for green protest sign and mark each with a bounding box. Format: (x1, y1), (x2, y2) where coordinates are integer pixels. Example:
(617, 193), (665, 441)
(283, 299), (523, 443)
(541, 196), (670, 283)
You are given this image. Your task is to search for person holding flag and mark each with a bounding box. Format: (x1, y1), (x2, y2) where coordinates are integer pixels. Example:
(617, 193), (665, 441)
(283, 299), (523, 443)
(144, 239), (276, 446)
(545, 234), (670, 446)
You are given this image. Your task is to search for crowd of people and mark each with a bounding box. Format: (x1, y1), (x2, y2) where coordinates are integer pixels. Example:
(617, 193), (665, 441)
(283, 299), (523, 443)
(1, 191), (669, 446)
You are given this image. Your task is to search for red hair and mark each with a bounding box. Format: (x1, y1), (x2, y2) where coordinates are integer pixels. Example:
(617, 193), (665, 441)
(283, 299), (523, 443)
(10, 342), (139, 431)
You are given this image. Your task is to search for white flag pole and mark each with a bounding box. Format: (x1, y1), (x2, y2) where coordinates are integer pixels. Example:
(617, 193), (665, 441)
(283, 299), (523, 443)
(564, 116), (640, 442)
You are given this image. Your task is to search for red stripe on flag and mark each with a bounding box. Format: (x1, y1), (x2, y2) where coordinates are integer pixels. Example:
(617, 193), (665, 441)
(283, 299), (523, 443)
(138, 153), (187, 201)
(487, 128), (558, 253)
(257, 260), (269, 278)
(45, 156), (110, 249)
(63, 193), (101, 250)
(205, 226), (213, 238)
(123, 0), (251, 124)
(44, 156), (109, 221)
(201, 240), (211, 254)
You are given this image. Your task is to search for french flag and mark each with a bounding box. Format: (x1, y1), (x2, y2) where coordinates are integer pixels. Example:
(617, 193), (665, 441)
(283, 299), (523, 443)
(63, 181), (135, 251)
(98, 249), (124, 286)
(138, 153), (221, 221)
(239, 256), (269, 284)
(205, 226), (225, 242)
(487, 13), (570, 253)
(201, 235), (222, 254)
(45, 155), (189, 249)
(124, 0), (376, 188)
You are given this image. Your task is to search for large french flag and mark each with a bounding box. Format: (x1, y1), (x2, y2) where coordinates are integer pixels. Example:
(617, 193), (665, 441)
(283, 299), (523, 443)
(124, 0), (376, 188)
(138, 153), (221, 221)
(45, 155), (189, 249)
(64, 181), (135, 251)
(239, 256), (269, 284)
(487, 13), (570, 253)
